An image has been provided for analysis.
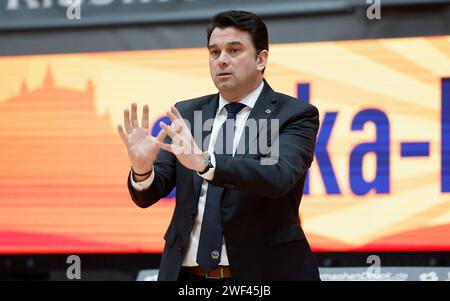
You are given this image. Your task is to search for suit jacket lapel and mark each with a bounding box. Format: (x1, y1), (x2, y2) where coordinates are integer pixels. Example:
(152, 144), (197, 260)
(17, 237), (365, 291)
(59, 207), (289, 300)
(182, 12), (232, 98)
(191, 81), (278, 205)
(235, 80), (278, 159)
(192, 94), (219, 207)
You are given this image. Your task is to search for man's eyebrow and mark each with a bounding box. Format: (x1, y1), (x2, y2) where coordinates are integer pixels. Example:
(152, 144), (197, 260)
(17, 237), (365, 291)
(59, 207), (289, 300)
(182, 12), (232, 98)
(208, 41), (244, 49)
(228, 41), (244, 46)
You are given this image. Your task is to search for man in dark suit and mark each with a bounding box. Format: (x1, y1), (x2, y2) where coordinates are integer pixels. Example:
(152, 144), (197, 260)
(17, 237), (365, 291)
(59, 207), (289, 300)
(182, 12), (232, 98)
(118, 10), (320, 281)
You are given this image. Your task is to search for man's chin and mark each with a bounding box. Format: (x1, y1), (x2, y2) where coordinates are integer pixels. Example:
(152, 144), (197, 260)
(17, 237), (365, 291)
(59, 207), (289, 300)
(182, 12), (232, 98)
(216, 81), (236, 91)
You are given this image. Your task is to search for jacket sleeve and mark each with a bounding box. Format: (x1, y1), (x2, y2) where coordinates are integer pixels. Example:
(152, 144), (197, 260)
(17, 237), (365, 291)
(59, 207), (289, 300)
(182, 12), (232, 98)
(209, 104), (319, 199)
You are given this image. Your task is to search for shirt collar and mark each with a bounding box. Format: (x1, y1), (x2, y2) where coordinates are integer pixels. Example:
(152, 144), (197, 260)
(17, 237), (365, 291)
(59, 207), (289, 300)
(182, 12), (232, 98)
(217, 80), (264, 115)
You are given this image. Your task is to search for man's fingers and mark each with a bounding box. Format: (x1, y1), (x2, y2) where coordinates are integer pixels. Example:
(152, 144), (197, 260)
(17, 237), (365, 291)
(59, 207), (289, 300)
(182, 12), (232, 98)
(156, 141), (184, 156)
(171, 106), (189, 128)
(124, 109), (132, 134)
(156, 141), (173, 153)
(123, 104), (184, 144)
(171, 106), (183, 120)
(117, 125), (128, 145)
(142, 104), (149, 129)
(155, 127), (168, 143)
(166, 110), (183, 133)
(131, 103), (139, 128)
(160, 121), (177, 138)
(167, 110), (177, 123)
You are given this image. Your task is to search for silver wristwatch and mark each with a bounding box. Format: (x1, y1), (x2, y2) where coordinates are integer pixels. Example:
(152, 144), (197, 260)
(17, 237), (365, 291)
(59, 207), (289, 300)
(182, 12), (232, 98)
(199, 152), (214, 175)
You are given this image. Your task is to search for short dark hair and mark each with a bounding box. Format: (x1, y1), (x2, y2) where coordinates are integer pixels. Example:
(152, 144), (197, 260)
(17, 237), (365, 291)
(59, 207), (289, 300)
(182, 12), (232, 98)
(206, 10), (269, 54)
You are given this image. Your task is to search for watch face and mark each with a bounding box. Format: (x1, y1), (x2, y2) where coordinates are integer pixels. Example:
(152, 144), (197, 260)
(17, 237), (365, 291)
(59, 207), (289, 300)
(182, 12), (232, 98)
(208, 154), (214, 168)
(205, 152), (213, 168)
(204, 152), (210, 166)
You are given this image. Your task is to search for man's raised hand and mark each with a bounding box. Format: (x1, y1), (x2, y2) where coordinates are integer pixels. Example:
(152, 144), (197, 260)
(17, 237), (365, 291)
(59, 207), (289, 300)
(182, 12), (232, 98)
(156, 106), (206, 172)
(117, 103), (165, 177)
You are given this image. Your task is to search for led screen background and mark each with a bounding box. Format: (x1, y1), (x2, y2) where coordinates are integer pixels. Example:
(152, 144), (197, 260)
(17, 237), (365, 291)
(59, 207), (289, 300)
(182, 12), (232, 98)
(0, 35), (450, 254)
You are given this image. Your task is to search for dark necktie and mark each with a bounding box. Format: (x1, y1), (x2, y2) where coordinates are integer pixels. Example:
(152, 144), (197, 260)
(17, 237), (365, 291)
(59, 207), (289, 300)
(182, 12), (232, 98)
(196, 102), (246, 273)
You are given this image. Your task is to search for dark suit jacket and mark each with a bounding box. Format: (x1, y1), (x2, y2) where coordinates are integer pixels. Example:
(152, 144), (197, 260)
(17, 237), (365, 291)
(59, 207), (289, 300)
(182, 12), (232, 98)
(128, 80), (320, 281)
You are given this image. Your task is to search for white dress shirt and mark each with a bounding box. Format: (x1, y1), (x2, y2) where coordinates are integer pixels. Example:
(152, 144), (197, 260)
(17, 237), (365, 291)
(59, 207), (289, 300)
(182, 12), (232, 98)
(130, 81), (264, 267)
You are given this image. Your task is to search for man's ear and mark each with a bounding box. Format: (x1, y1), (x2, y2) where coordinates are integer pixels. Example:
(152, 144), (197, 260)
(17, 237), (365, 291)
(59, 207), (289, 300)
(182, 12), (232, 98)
(256, 50), (268, 72)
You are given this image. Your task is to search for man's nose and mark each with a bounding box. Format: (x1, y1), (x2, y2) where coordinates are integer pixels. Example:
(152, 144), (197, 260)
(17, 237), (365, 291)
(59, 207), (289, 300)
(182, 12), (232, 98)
(217, 52), (230, 67)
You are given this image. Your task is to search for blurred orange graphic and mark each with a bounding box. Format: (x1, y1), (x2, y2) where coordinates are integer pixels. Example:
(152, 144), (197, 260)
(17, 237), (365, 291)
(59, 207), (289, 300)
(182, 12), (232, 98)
(1, 35), (450, 253)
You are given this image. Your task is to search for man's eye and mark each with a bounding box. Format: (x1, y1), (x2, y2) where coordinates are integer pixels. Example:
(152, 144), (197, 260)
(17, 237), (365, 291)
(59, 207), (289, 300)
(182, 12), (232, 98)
(210, 50), (219, 57)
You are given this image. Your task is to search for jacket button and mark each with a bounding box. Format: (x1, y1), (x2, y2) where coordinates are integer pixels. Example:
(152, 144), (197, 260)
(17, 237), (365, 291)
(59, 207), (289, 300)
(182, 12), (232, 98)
(178, 247), (184, 255)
